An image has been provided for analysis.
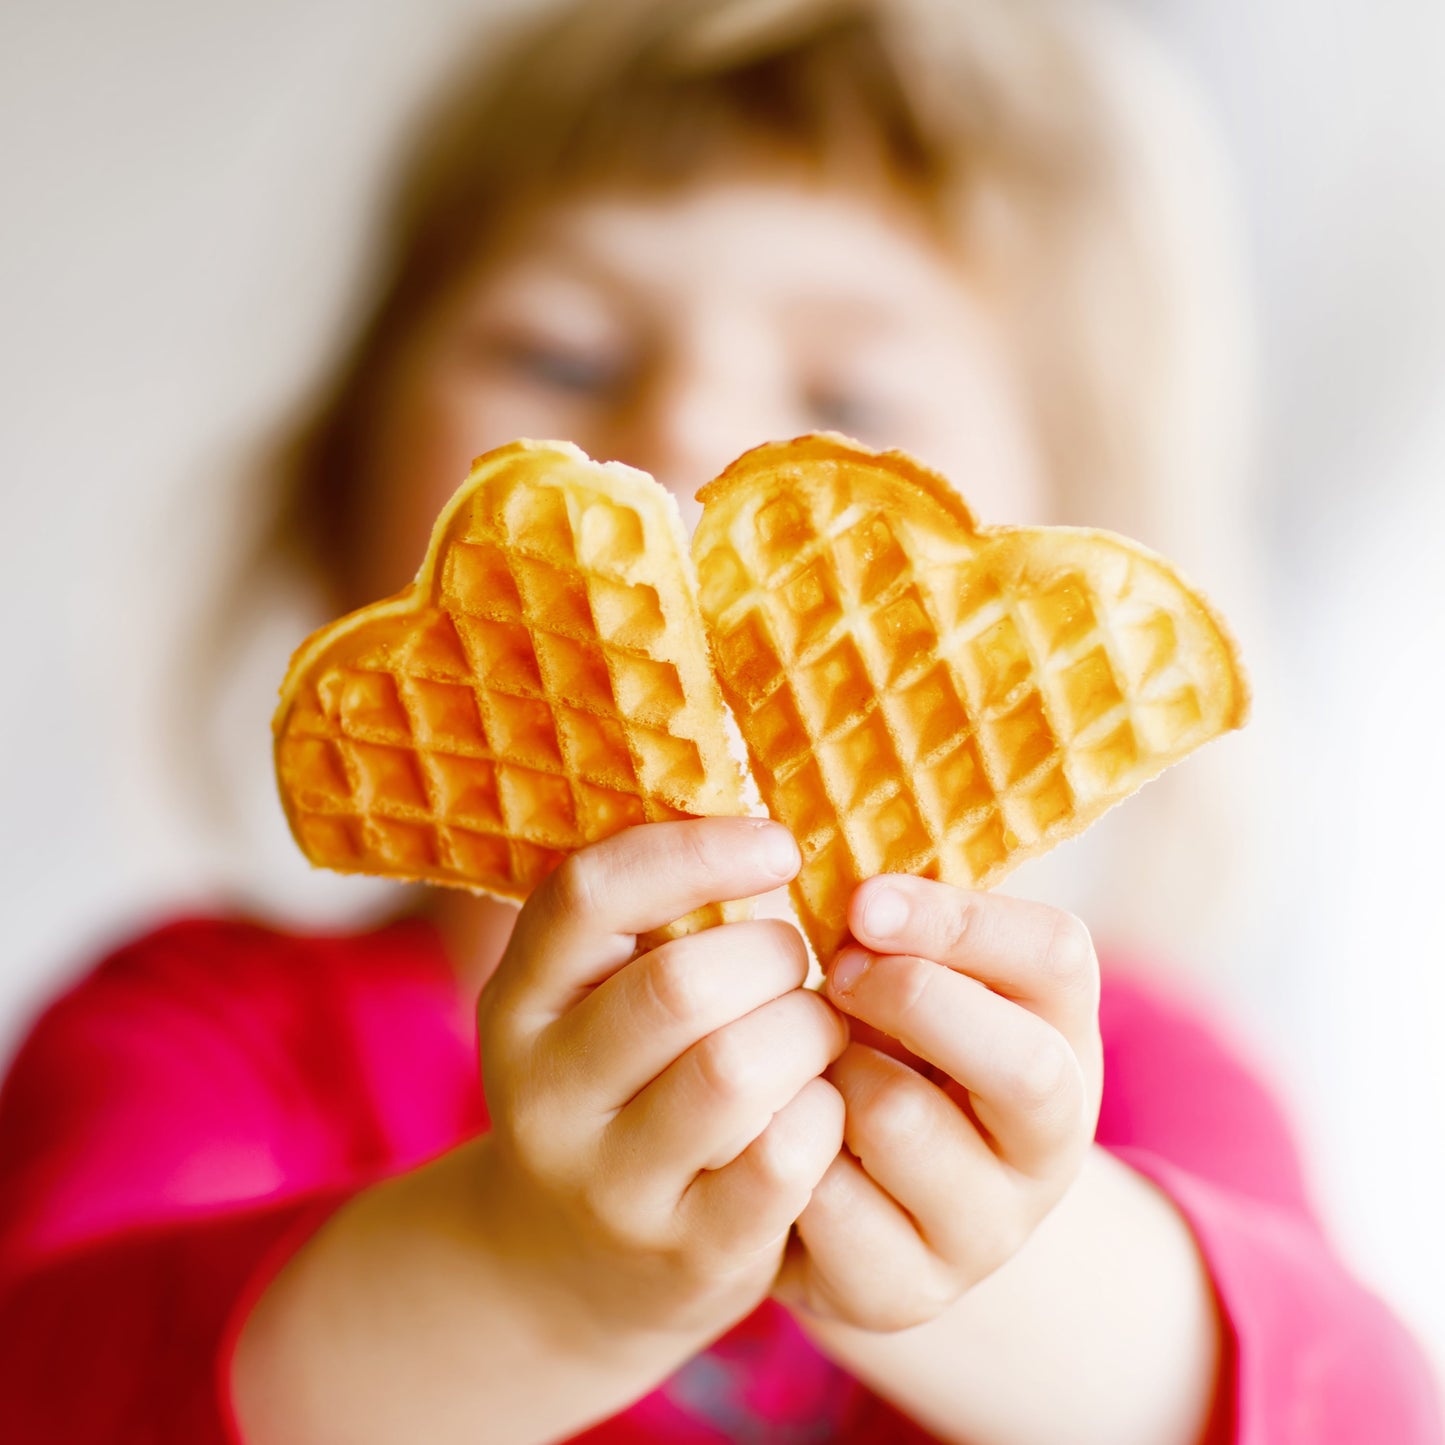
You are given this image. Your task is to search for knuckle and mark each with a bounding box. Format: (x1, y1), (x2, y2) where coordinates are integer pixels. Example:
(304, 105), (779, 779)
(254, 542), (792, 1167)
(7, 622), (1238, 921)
(936, 889), (979, 960)
(549, 850), (600, 919)
(1006, 1028), (1076, 1113)
(1042, 911), (1097, 992)
(696, 1025), (758, 1102)
(670, 818), (717, 878)
(758, 918), (809, 980)
(642, 943), (706, 1025)
(795, 989), (848, 1056)
(749, 1121), (811, 1194)
(866, 1278), (954, 1333)
(884, 953), (938, 1022)
(855, 1069), (933, 1153)
(574, 1167), (655, 1253)
(978, 1210), (1034, 1281)
(574, 1174), (624, 1236)
(474, 979), (500, 1040)
(506, 1102), (571, 1181)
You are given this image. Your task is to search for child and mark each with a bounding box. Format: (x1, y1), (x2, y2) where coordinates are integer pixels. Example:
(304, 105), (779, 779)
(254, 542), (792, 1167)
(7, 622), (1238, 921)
(0, 2), (1437, 1441)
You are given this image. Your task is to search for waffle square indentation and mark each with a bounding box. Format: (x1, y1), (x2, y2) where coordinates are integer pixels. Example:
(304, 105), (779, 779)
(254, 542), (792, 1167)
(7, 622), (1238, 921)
(1009, 765), (1074, 839)
(369, 817), (439, 869)
(407, 678), (486, 750)
(607, 653), (686, 729)
(698, 546), (751, 623)
(941, 811), (1008, 881)
(429, 754), (502, 828)
(350, 743), (430, 812)
(576, 499), (644, 573)
(918, 735), (992, 831)
(1056, 647), (1125, 735)
(511, 840), (566, 889)
(795, 636), (870, 736)
(1136, 688), (1203, 749)
(402, 614), (472, 678)
(505, 482), (574, 563)
(852, 789), (929, 875)
(795, 832), (854, 943)
(780, 558), (843, 658)
(280, 736), (352, 809)
(1028, 575), (1096, 654)
(575, 782), (647, 834)
(772, 755), (835, 842)
(1074, 720), (1139, 793)
(1116, 609), (1179, 690)
(714, 610), (781, 706)
(889, 664), (970, 762)
(873, 587), (935, 684)
(748, 688), (809, 783)
(754, 494), (813, 576)
(555, 706), (636, 788)
(821, 711), (897, 808)
(455, 616), (542, 695)
(533, 633), (615, 712)
(444, 827), (511, 880)
(442, 542), (522, 619)
(511, 556), (593, 635)
(487, 694), (562, 769)
(834, 513), (909, 604)
(632, 728), (705, 798)
(296, 813), (363, 863)
(499, 765), (575, 838)
(966, 612), (1033, 711)
(983, 693), (1054, 786)
(337, 670), (410, 741)
(590, 578), (666, 651)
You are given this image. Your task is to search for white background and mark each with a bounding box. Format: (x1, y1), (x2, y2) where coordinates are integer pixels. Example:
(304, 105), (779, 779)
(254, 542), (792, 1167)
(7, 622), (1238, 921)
(3, 0), (1443, 1383)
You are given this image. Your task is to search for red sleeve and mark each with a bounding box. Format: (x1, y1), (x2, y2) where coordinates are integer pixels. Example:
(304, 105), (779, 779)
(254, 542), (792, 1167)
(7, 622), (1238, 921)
(1097, 974), (1441, 1444)
(0, 921), (368, 1445)
(0, 1191), (352, 1444)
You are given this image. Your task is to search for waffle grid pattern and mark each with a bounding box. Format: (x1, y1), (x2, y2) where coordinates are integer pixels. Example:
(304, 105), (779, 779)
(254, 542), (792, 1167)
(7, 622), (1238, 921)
(698, 467), (1229, 959)
(277, 462), (741, 927)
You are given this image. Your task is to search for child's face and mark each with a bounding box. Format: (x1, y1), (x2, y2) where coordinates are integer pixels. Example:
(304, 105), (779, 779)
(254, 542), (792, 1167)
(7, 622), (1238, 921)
(357, 174), (1047, 597)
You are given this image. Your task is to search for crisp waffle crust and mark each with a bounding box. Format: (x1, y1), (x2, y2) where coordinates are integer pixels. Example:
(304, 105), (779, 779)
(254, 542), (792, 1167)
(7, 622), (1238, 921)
(692, 434), (1249, 961)
(274, 440), (745, 935)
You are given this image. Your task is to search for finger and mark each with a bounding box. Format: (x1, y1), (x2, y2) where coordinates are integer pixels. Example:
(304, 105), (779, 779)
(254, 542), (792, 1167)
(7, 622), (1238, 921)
(607, 989), (847, 1202)
(545, 919), (810, 1114)
(680, 1077), (844, 1256)
(826, 1042), (1001, 1260)
(847, 877), (1099, 1038)
(779, 1150), (948, 1331)
(827, 949), (1087, 1174)
(484, 818), (799, 1032)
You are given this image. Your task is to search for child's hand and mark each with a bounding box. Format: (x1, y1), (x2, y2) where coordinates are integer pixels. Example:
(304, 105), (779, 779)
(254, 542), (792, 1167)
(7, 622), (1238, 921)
(776, 876), (1103, 1333)
(473, 817), (847, 1357)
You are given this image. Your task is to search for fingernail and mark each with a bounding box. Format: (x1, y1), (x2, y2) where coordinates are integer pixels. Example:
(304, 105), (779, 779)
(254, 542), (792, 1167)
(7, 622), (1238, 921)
(861, 883), (908, 939)
(756, 823), (800, 879)
(830, 948), (872, 996)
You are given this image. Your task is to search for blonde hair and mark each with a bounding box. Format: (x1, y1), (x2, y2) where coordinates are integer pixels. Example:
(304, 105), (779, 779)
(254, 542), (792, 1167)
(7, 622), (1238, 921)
(228, 0), (1262, 963)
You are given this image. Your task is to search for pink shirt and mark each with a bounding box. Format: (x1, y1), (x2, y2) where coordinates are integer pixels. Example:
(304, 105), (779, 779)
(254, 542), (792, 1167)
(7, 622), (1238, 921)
(0, 916), (1437, 1442)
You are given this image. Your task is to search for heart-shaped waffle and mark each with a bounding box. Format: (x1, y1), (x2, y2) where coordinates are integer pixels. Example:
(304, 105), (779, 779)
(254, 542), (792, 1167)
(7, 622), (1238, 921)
(693, 434), (1249, 961)
(275, 440), (745, 936)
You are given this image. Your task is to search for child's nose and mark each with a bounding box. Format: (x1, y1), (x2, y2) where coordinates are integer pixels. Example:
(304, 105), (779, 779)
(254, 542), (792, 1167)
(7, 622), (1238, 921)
(610, 333), (792, 531)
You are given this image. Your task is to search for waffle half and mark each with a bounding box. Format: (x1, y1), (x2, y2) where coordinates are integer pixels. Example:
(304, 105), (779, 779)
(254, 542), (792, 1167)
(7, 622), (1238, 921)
(275, 440), (746, 937)
(693, 434), (1249, 961)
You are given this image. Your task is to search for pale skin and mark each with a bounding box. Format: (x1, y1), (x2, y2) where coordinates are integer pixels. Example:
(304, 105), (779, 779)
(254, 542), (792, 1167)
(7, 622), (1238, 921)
(234, 177), (1222, 1443)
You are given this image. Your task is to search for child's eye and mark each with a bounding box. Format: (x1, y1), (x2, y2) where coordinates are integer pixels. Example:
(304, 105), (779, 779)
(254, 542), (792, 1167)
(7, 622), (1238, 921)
(804, 384), (888, 437)
(473, 331), (630, 400)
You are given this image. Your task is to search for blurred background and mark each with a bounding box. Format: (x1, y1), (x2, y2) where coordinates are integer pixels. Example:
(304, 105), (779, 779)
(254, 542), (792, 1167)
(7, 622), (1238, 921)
(2, 0), (1442, 1381)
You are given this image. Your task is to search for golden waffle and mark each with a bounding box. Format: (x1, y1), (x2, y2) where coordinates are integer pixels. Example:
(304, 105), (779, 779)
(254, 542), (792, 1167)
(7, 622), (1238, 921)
(275, 439), (746, 939)
(692, 434), (1249, 961)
